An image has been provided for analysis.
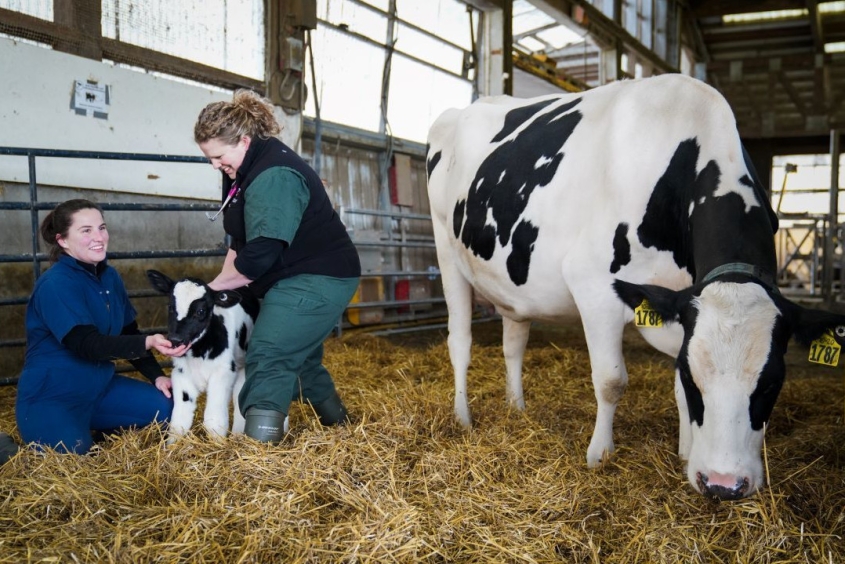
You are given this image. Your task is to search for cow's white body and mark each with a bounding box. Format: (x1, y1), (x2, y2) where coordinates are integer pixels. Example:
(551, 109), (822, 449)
(426, 74), (811, 499)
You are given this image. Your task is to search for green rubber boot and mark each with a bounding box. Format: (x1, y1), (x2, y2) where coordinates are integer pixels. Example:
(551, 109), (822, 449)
(243, 408), (288, 444)
(312, 392), (351, 426)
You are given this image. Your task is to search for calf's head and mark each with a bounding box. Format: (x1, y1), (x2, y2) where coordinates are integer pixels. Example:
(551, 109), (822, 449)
(146, 269), (243, 348)
(615, 278), (845, 500)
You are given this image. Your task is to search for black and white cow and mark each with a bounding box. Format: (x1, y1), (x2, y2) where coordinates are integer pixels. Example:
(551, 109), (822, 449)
(426, 74), (845, 500)
(146, 269), (262, 444)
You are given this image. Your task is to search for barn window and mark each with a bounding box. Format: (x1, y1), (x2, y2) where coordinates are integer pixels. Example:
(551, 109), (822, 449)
(306, 0), (476, 144)
(101, 0), (264, 81)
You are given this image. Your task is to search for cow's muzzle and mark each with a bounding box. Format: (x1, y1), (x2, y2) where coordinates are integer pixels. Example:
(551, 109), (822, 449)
(696, 471), (750, 501)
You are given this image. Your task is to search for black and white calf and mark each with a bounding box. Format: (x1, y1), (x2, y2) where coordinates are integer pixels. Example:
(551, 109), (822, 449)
(426, 74), (845, 500)
(147, 269), (261, 444)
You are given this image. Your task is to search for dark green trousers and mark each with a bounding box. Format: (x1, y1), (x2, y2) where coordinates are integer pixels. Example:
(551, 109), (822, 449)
(239, 274), (359, 416)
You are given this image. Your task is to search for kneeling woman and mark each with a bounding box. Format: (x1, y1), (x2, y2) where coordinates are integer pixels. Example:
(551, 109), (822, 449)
(16, 199), (185, 453)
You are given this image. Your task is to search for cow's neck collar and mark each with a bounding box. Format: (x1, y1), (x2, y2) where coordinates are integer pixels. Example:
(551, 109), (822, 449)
(701, 262), (779, 294)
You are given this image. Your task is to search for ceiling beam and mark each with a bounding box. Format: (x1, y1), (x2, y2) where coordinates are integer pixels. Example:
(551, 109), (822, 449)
(527, 0), (678, 73)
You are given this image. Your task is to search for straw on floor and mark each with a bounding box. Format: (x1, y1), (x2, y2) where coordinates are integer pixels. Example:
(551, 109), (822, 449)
(0, 321), (842, 563)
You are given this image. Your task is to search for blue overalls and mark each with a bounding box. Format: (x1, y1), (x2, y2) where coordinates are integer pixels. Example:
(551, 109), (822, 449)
(16, 255), (172, 453)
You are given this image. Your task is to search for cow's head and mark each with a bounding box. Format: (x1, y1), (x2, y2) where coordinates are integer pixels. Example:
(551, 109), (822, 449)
(146, 269), (242, 348)
(614, 277), (845, 500)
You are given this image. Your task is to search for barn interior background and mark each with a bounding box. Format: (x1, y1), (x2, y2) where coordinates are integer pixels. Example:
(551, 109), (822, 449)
(0, 1), (843, 562)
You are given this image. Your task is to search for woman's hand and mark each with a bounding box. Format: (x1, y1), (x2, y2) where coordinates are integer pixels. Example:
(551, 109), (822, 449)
(145, 334), (189, 358)
(154, 375), (173, 398)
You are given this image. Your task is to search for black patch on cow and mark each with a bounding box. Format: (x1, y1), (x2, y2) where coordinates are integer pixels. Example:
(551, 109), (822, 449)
(508, 219), (539, 285)
(610, 223), (631, 274)
(637, 139), (704, 274)
(189, 314), (229, 360)
(182, 391), (191, 403)
(456, 97), (583, 285)
(637, 138), (778, 281)
(741, 143), (779, 232)
(490, 98), (559, 142)
(230, 360), (236, 373)
(676, 301), (704, 426)
(453, 199), (466, 239)
(748, 315), (788, 430)
(427, 149), (442, 179)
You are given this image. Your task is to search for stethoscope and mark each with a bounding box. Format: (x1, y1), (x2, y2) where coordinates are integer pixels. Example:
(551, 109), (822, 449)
(206, 184), (239, 222)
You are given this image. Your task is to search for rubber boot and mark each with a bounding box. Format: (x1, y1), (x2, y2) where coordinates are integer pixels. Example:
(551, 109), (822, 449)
(243, 408), (287, 444)
(312, 391), (350, 426)
(0, 432), (20, 465)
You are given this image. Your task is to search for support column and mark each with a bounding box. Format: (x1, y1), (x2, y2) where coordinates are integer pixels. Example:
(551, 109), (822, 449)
(823, 129), (841, 304)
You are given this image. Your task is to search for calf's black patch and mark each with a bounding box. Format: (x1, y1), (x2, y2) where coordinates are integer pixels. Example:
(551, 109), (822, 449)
(454, 97), (583, 286)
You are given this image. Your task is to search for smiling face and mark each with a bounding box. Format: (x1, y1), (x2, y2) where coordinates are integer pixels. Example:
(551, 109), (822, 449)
(199, 136), (251, 179)
(57, 207), (109, 266)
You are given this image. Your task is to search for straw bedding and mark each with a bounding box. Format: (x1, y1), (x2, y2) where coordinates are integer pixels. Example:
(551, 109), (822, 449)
(0, 321), (842, 563)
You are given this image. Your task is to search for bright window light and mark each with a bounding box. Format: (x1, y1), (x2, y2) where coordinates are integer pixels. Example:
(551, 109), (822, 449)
(818, 2), (845, 14)
(824, 41), (845, 53)
(517, 36), (547, 52)
(723, 9), (807, 23)
(536, 26), (583, 50)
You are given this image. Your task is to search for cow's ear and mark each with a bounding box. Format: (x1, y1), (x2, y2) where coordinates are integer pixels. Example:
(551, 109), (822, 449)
(214, 290), (243, 308)
(146, 269), (175, 294)
(784, 300), (845, 347)
(613, 279), (687, 324)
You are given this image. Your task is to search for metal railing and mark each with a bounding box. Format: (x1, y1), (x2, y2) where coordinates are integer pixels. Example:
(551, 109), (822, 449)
(0, 147), (478, 385)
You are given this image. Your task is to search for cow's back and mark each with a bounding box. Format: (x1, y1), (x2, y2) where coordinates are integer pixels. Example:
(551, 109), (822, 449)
(426, 74), (746, 321)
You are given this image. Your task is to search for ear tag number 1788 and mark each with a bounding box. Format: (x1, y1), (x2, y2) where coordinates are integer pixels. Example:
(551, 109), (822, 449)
(808, 330), (841, 367)
(634, 299), (663, 328)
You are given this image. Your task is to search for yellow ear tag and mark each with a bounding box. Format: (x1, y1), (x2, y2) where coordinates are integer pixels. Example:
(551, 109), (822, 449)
(634, 299), (663, 328)
(808, 330), (841, 367)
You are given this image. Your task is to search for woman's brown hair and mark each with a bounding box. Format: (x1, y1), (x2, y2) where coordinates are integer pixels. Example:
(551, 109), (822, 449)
(193, 89), (281, 145)
(40, 199), (104, 262)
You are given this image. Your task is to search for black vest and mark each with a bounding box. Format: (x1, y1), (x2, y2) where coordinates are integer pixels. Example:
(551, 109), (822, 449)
(221, 137), (360, 297)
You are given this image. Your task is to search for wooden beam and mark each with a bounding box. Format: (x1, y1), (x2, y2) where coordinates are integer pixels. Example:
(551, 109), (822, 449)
(53, 0), (102, 60)
(777, 69), (808, 115)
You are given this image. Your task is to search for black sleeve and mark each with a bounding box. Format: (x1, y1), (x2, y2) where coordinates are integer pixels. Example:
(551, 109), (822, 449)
(121, 321), (167, 383)
(62, 322), (165, 383)
(233, 236), (286, 280)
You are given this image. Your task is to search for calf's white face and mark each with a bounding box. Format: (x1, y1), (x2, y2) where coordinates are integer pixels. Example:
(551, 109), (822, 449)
(170, 281), (215, 348)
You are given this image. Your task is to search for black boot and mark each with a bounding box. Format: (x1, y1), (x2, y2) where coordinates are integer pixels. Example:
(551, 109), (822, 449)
(243, 408), (287, 444)
(312, 392), (351, 426)
(0, 432), (20, 465)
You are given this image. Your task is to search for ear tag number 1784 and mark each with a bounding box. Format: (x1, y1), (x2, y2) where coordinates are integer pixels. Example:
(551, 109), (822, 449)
(808, 330), (841, 367)
(634, 299), (663, 328)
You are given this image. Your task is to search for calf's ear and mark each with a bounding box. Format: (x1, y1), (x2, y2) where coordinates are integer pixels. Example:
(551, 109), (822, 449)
(214, 290), (243, 308)
(146, 269), (175, 294)
(613, 279), (687, 324)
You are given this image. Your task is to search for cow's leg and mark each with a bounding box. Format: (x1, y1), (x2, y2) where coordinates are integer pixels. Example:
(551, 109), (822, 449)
(579, 312), (628, 467)
(675, 369), (692, 460)
(203, 372), (236, 440)
(167, 368), (199, 444)
(433, 222), (475, 428)
(502, 316), (530, 410)
(231, 368), (246, 435)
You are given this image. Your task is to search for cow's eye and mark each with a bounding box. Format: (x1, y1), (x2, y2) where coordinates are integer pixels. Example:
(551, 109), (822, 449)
(196, 308), (206, 317)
